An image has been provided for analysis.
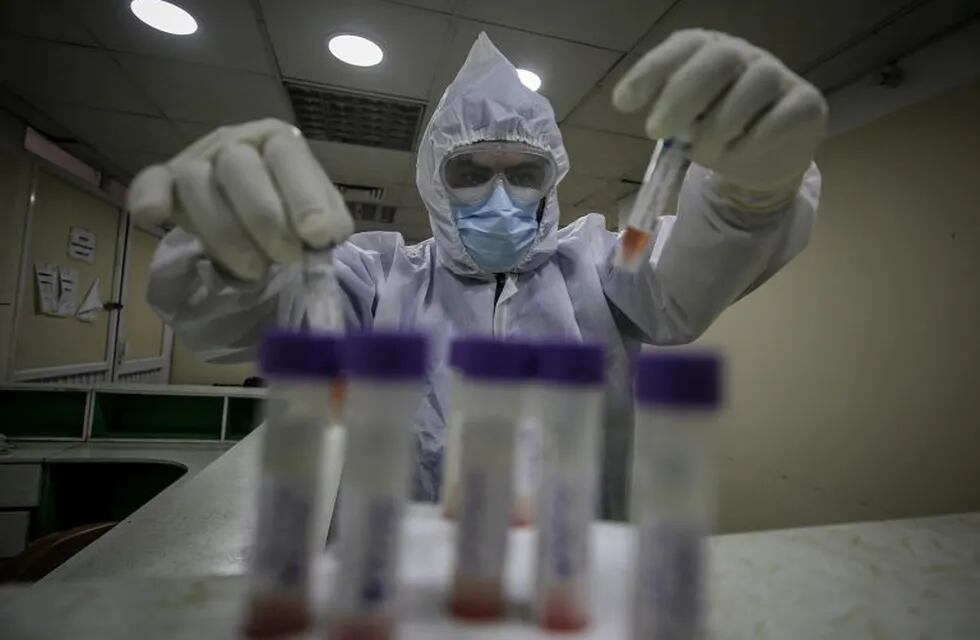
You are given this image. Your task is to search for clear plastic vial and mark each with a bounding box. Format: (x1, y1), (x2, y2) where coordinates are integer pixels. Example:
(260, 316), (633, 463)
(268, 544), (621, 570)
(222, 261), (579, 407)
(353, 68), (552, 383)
(327, 332), (428, 640)
(440, 347), (466, 520)
(615, 139), (691, 273)
(631, 352), (721, 640)
(448, 337), (536, 620)
(532, 341), (606, 632)
(442, 342), (539, 526)
(243, 330), (343, 638)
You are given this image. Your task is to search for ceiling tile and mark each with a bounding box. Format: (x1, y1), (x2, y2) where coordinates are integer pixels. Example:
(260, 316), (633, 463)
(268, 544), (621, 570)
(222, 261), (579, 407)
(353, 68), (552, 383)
(455, 0), (674, 52)
(428, 20), (621, 121)
(101, 147), (171, 176)
(623, 160), (651, 183)
(38, 102), (185, 156)
(560, 126), (654, 180)
(557, 172), (607, 205)
(0, 0), (97, 45)
(309, 139), (417, 186)
(390, 0), (454, 11)
(578, 191), (620, 222)
(570, 1), (978, 131)
(592, 179), (638, 203)
(558, 200), (602, 227)
(115, 54), (292, 125)
(803, 0), (979, 90)
(633, 0), (923, 74)
(0, 38), (158, 114)
(68, 0), (273, 73)
(564, 53), (649, 137)
(0, 84), (78, 143)
(261, 0), (451, 101)
(173, 120), (215, 146)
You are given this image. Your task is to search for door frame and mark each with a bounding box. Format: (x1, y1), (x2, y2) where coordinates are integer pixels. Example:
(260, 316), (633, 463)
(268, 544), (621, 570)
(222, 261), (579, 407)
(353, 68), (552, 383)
(111, 218), (174, 383)
(8, 159), (128, 383)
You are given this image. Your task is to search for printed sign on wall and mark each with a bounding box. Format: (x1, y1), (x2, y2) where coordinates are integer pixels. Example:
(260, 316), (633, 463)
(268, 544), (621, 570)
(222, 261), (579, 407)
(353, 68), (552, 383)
(68, 226), (97, 263)
(56, 266), (79, 316)
(34, 263), (59, 316)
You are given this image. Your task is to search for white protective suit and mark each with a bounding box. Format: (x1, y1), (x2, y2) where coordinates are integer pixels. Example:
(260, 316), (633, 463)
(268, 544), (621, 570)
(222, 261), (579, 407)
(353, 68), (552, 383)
(148, 34), (819, 518)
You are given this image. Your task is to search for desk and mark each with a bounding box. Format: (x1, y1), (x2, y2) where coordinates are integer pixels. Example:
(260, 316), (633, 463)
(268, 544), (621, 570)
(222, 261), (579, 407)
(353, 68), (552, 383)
(2, 504), (977, 638)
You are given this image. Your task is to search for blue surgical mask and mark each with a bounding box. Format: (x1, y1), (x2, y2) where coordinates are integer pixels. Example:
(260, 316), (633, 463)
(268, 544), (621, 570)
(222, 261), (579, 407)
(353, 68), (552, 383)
(453, 182), (539, 273)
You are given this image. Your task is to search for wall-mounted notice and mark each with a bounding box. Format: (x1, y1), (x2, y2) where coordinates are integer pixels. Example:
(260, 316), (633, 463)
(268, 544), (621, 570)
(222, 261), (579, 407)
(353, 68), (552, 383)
(57, 266), (79, 316)
(68, 226), (96, 263)
(34, 263), (59, 315)
(77, 278), (103, 323)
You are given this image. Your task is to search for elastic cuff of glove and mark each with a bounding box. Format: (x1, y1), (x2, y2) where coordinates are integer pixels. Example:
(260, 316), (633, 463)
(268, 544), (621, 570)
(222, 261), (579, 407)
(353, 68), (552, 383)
(708, 172), (805, 214)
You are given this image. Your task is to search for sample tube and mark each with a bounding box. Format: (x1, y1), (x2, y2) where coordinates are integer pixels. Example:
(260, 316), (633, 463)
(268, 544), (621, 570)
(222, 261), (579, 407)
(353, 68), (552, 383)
(631, 352), (721, 640)
(615, 139), (692, 272)
(443, 342), (539, 527)
(302, 248), (345, 333)
(448, 337), (536, 620)
(327, 331), (428, 640)
(243, 330), (343, 638)
(440, 346), (466, 520)
(511, 408), (542, 527)
(533, 341), (606, 633)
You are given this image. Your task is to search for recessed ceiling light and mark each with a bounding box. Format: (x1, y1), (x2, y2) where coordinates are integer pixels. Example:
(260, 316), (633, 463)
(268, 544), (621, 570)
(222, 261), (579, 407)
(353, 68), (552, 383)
(130, 0), (197, 36)
(328, 34), (384, 67)
(516, 69), (542, 92)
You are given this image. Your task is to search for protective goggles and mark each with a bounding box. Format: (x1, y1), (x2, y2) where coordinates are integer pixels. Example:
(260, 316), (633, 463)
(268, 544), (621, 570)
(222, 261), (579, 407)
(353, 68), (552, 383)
(441, 141), (558, 207)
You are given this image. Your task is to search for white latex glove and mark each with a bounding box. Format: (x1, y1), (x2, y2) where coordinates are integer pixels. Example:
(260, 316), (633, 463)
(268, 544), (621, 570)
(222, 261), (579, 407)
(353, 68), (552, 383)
(613, 29), (829, 212)
(127, 118), (353, 281)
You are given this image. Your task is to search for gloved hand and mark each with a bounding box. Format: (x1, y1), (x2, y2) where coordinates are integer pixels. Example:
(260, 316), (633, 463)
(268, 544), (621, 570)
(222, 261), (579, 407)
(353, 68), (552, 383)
(127, 118), (353, 281)
(613, 29), (828, 212)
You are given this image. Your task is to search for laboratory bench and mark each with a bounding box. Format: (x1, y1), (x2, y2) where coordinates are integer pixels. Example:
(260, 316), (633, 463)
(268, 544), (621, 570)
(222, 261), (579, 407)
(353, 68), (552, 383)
(0, 439), (230, 563)
(0, 382), (267, 563)
(1, 422), (978, 637)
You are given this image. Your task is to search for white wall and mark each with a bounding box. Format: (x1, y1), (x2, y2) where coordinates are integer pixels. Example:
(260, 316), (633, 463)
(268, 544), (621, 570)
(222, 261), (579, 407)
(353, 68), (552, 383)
(699, 79), (980, 532)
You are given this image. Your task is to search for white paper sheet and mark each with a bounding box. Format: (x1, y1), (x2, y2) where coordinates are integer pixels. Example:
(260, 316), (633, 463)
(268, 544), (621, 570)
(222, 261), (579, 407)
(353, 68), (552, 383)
(76, 278), (103, 323)
(34, 263), (59, 315)
(68, 226), (97, 262)
(57, 266), (79, 316)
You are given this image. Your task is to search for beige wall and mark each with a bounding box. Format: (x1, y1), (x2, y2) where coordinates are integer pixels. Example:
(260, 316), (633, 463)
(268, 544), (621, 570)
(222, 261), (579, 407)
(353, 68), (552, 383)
(169, 338), (256, 386)
(700, 80), (980, 532)
(121, 227), (164, 361)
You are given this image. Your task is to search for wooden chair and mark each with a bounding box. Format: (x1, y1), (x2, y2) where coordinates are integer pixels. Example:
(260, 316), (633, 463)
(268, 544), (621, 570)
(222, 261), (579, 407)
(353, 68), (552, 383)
(2, 521), (116, 582)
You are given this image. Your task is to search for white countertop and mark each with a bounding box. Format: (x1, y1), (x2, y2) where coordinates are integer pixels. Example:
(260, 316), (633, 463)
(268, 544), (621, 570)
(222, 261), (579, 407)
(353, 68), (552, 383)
(0, 441), (77, 463)
(2, 507), (977, 638)
(41, 441), (229, 478)
(2, 430), (977, 637)
(40, 424), (346, 583)
(0, 441), (230, 476)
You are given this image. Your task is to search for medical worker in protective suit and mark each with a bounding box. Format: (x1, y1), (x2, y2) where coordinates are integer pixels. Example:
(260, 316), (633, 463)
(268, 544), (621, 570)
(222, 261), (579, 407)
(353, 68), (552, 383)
(128, 30), (828, 518)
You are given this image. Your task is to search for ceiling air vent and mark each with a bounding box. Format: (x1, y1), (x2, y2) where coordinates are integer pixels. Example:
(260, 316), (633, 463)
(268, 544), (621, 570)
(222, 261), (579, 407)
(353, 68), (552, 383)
(285, 81), (425, 152)
(336, 182), (385, 202)
(347, 202), (397, 224)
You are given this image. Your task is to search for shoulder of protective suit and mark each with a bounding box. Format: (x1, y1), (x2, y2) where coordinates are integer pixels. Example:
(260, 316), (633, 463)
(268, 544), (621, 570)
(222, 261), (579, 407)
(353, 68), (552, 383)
(400, 236), (436, 266)
(556, 212), (610, 241)
(342, 230), (407, 259)
(355, 230), (437, 263)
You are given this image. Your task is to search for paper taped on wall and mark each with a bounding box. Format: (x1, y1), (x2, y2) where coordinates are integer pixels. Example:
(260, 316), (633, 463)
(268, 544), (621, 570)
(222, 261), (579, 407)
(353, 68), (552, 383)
(34, 263), (59, 315)
(77, 278), (102, 323)
(57, 266), (79, 316)
(68, 226), (96, 263)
